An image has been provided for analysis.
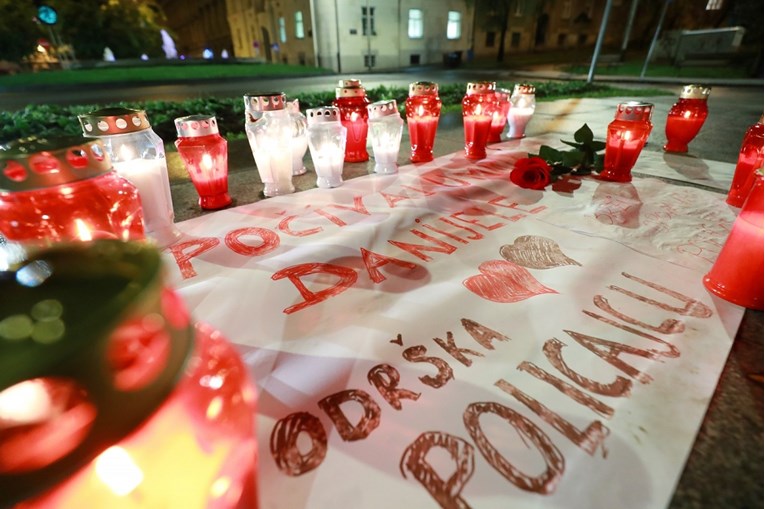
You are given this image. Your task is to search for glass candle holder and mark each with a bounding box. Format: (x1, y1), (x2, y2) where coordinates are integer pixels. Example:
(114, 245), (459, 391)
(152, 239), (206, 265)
(488, 88), (511, 143)
(506, 84), (536, 139)
(704, 170), (763, 309)
(287, 99), (309, 176)
(244, 92), (295, 197)
(306, 107), (346, 189)
(462, 81), (498, 160)
(726, 116), (764, 208)
(367, 100), (403, 175)
(663, 84), (710, 153)
(599, 102), (654, 183)
(79, 108), (180, 248)
(332, 79), (370, 163)
(174, 115), (232, 211)
(0, 239), (258, 508)
(0, 136), (145, 249)
(405, 81), (442, 163)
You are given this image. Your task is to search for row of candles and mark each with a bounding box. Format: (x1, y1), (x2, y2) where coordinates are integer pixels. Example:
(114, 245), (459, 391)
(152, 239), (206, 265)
(0, 78), (762, 509)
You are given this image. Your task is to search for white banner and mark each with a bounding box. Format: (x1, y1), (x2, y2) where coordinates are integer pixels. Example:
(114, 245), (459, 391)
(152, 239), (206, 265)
(162, 141), (743, 509)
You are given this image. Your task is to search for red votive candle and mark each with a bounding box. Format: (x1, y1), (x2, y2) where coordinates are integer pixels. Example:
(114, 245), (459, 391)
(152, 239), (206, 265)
(462, 81), (498, 160)
(726, 115), (764, 207)
(664, 84), (710, 153)
(332, 79), (370, 163)
(0, 240), (259, 508)
(488, 88), (511, 143)
(0, 136), (145, 248)
(599, 102), (654, 183)
(174, 115), (232, 210)
(704, 170), (763, 309)
(405, 81), (441, 163)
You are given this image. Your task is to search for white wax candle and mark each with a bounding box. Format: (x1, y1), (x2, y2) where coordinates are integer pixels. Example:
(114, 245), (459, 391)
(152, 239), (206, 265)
(291, 132), (308, 176)
(372, 147), (399, 175)
(312, 144), (344, 188)
(112, 158), (179, 247)
(506, 108), (534, 139)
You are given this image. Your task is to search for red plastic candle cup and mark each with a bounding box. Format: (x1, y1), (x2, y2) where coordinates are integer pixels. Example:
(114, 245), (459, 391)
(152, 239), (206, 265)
(405, 81), (442, 163)
(332, 79), (370, 163)
(488, 88), (511, 143)
(0, 136), (145, 248)
(599, 102), (654, 183)
(174, 115), (232, 210)
(704, 171), (764, 309)
(664, 84), (710, 153)
(462, 81), (498, 160)
(0, 240), (259, 508)
(726, 116), (764, 207)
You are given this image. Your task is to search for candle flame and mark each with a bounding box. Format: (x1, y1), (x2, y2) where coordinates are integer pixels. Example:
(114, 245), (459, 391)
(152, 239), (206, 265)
(476, 104), (482, 116)
(350, 112), (359, 122)
(95, 446), (144, 496)
(200, 153), (214, 173)
(0, 380), (52, 424)
(416, 105), (424, 117)
(683, 110), (692, 119)
(74, 219), (93, 241)
(117, 144), (136, 162)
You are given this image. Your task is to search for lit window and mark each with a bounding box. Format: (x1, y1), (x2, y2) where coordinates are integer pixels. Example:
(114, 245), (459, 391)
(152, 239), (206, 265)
(705, 0), (723, 9)
(446, 11), (461, 40)
(408, 9), (424, 38)
(295, 11), (305, 39)
(362, 6), (376, 36)
(279, 17), (287, 43)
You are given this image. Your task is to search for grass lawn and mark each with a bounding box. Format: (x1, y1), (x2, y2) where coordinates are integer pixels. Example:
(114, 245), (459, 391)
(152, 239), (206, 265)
(0, 62), (332, 88)
(563, 61), (752, 80)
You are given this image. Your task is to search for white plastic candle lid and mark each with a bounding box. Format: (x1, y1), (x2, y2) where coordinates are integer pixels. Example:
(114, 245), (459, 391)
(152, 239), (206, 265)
(367, 100), (399, 119)
(244, 92), (287, 112)
(306, 107), (341, 125)
(174, 115), (220, 138)
(513, 84), (536, 95)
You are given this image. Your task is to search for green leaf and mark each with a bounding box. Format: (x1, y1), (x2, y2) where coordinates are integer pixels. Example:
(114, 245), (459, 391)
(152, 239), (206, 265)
(561, 151), (584, 167)
(590, 141), (607, 152)
(574, 123), (594, 144)
(560, 140), (584, 150)
(538, 145), (563, 163)
(550, 164), (571, 176)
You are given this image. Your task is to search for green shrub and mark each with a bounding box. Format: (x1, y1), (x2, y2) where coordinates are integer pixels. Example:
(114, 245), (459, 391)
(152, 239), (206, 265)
(0, 81), (667, 145)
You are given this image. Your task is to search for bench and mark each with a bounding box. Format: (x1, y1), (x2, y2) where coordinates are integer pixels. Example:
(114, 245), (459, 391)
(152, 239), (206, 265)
(675, 52), (738, 68)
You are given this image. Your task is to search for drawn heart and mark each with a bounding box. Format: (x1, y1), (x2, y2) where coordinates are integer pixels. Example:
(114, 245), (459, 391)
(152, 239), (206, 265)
(500, 235), (581, 269)
(463, 260), (557, 303)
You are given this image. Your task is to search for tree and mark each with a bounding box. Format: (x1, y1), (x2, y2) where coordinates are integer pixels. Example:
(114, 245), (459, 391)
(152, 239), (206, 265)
(49, 0), (165, 60)
(476, 0), (514, 62)
(0, 1), (43, 63)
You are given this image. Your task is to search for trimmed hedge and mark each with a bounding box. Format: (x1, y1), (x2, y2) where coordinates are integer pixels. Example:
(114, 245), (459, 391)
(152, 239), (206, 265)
(0, 81), (661, 145)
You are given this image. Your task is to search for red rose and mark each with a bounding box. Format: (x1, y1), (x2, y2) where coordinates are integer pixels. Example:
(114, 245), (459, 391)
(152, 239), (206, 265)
(510, 157), (551, 190)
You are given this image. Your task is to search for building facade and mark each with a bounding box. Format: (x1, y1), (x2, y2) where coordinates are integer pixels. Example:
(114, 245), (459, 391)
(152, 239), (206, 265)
(161, 0), (754, 68)
(158, 0), (233, 58)
(225, 0), (475, 72)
